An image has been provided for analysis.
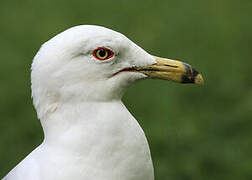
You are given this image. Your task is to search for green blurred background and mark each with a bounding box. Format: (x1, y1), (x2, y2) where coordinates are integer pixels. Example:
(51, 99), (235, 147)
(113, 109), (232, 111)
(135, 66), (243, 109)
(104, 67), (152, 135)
(1, 0), (252, 179)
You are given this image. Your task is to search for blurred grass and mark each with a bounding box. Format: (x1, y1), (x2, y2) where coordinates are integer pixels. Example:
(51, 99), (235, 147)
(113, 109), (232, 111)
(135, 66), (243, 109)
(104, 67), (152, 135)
(0, 0), (252, 179)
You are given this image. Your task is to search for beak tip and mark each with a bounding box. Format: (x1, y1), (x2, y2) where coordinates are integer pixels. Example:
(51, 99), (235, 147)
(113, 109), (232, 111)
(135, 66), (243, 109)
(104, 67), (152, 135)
(194, 74), (204, 85)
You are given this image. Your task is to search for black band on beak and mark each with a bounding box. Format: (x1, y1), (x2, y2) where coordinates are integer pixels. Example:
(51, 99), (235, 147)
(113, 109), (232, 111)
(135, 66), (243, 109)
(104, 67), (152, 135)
(181, 63), (200, 84)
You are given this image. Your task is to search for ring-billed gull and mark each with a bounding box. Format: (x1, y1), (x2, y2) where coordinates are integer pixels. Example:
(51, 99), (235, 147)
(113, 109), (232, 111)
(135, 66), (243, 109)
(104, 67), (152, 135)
(3, 25), (203, 180)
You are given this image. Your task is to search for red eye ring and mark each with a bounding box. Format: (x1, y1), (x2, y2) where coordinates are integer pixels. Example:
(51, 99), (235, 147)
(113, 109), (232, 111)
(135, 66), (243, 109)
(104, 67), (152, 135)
(93, 47), (114, 61)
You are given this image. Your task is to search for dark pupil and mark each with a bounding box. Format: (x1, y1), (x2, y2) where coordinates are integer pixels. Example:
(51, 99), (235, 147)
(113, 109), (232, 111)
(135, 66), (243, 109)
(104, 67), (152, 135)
(98, 49), (106, 57)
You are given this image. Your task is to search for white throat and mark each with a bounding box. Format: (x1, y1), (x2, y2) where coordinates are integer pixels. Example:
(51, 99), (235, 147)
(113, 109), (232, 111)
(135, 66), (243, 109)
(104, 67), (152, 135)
(38, 100), (154, 180)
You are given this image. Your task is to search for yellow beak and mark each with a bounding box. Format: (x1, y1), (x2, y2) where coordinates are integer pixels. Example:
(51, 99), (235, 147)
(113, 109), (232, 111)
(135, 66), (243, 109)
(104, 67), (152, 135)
(137, 56), (204, 84)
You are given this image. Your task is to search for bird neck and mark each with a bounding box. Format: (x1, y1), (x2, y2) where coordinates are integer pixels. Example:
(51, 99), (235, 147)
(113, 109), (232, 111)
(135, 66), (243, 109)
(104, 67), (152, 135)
(41, 100), (135, 154)
(38, 100), (154, 180)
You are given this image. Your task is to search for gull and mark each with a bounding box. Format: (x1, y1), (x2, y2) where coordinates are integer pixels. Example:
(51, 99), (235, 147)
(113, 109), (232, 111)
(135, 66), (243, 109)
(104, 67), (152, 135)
(3, 25), (203, 180)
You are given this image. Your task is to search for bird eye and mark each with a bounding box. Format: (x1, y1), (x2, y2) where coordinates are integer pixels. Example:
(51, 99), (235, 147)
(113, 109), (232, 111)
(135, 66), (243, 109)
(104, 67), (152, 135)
(93, 47), (114, 61)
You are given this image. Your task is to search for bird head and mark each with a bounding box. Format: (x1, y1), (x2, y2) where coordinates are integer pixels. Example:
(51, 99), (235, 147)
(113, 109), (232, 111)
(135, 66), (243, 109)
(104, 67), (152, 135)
(31, 25), (203, 119)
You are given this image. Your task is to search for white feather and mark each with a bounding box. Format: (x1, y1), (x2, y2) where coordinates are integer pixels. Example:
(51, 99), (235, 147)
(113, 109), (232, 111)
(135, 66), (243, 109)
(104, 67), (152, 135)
(4, 25), (155, 180)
